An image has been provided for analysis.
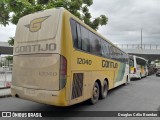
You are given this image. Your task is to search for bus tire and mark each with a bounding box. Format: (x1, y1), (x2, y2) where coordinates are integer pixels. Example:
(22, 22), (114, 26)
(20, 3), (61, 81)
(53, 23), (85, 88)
(100, 80), (108, 99)
(88, 82), (100, 104)
(139, 73), (142, 80)
(145, 72), (148, 77)
(125, 76), (129, 85)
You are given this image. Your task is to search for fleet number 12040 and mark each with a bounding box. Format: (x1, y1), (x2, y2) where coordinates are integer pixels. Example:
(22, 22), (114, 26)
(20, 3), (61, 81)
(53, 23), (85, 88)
(77, 58), (92, 65)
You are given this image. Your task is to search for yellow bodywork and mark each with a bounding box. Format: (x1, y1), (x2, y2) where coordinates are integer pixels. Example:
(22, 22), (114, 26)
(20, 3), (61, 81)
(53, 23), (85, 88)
(11, 8), (129, 106)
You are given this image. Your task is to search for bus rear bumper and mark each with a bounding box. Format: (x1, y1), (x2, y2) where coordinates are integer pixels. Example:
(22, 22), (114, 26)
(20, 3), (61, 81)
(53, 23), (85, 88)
(130, 74), (140, 79)
(11, 85), (68, 106)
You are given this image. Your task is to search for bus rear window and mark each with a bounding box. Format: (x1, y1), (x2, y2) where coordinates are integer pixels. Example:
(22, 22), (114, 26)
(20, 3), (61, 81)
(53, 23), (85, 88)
(129, 59), (134, 67)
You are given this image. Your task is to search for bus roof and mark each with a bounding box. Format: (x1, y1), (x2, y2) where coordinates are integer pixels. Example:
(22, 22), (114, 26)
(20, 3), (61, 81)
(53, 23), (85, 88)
(18, 7), (128, 55)
(130, 55), (148, 61)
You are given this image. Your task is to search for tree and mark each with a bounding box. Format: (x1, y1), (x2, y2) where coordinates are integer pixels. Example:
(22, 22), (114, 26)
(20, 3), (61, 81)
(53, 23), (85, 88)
(5, 55), (13, 61)
(0, 0), (108, 45)
(8, 37), (14, 46)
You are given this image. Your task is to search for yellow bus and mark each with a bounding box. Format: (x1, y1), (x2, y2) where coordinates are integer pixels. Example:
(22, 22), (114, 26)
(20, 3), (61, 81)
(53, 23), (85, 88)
(11, 8), (130, 106)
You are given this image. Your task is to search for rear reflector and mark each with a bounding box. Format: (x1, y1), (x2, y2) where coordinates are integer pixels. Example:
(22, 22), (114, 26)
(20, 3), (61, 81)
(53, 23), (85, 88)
(133, 68), (136, 74)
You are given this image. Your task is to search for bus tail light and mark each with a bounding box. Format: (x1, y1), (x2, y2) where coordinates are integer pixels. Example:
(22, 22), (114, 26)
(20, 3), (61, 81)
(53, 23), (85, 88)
(59, 55), (67, 90)
(133, 68), (136, 74)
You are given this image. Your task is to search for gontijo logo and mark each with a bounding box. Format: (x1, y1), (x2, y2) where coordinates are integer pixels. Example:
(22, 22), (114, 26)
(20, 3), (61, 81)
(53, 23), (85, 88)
(25, 16), (50, 32)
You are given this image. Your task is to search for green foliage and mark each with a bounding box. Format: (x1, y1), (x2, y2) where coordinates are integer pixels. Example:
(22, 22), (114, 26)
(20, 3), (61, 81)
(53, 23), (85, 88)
(8, 37), (14, 46)
(0, 0), (10, 26)
(5, 56), (13, 61)
(0, 0), (108, 45)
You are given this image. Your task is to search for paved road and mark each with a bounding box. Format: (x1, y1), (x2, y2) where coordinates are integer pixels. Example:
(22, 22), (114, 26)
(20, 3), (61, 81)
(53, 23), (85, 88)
(0, 75), (160, 120)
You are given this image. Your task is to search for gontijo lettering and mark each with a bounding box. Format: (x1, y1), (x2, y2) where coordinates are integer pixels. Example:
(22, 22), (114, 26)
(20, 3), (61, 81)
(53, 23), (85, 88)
(15, 43), (56, 54)
(102, 60), (118, 68)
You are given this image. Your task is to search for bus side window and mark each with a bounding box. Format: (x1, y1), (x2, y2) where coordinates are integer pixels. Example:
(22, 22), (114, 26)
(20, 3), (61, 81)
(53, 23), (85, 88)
(102, 40), (110, 58)
(108, 45), (114, 59)
(120, 52), (123, 62)
(113, 47), (118, 61)
(116, 49), (121, 62)
(76, 23), (82, 49)
(80, 25), (90, 52)
(70, 19), (82, 50)
(94, 37), (102, 56)
(119, 51), (123, 62)
(89, 32), (102, 56)
(70, 19), (78, 48)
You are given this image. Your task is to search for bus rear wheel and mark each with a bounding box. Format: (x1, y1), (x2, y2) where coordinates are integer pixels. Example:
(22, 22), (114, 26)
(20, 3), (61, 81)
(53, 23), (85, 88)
(139, 73), (142, 80)
(145, 72), (148, 77)
(100, 80), (108, 99)
(88, 82), (100, 104)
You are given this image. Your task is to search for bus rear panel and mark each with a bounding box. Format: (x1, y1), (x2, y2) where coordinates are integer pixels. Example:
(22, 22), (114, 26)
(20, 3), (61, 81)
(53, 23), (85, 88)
(11, 8), (69, 106)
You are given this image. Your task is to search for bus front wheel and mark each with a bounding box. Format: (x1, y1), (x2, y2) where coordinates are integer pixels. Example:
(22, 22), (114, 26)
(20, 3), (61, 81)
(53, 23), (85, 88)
(88, 82), (100, 104)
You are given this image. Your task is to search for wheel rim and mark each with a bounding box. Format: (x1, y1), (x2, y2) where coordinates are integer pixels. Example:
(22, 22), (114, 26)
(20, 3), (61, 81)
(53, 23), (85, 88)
(93, 86), (99, 99)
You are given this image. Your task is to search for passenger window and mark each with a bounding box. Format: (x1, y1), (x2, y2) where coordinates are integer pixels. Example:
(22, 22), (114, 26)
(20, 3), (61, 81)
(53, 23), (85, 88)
(121, 52), (124, 62)
(70, 19), (128, 61)
(70, 19), (78, 48)
(76, 23), (82, 49)
(89, 32), (102, 55)
(113, 47), (118, 60)
(108, 45), (114, 59)
(81, 26), (90, 52)
(102, 40), (110, 58)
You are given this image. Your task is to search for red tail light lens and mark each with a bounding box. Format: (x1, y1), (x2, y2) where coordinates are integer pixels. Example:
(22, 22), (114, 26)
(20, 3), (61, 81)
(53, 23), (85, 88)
(133, 68), (136, 74)
(59, 55), (67, 90)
